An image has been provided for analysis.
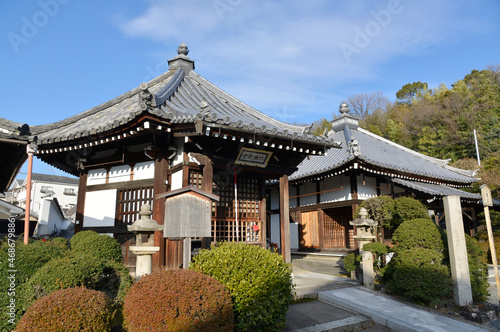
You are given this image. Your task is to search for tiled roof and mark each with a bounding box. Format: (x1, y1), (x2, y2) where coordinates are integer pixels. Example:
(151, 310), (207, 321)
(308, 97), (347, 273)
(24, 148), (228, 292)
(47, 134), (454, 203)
(289, 111), (478, 185)
(0, 118), (31, 192)
(30, 173), (78, 185)
(32, 47), (339, 150)
(392, 178), (481, 200)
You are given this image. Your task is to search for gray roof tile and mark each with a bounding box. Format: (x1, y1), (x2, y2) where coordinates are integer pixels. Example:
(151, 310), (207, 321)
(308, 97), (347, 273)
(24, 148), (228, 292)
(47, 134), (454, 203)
(289, 116), (477, 184)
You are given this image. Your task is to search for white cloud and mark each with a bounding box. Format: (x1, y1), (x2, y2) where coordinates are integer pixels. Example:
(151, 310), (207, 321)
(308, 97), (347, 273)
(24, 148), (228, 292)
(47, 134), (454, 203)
(114, 0), (494, 123)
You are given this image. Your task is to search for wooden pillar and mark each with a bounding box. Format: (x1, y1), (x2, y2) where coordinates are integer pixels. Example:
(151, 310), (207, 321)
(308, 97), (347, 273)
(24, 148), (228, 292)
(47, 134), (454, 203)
(350, 173), (358, 200)
(75, 172), (87, 233)
(202, 156), (213, 249)
(153, 156), (169, 268)
(279, 174), (291, 263)
(259, 176), (267, 248)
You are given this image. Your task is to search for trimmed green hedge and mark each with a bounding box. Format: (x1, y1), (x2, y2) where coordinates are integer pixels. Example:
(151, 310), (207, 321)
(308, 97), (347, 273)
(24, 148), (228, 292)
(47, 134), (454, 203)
(70, 230), (123, 263)
(190, 242), (294, 331)
(123, 269), (233, 331)
(386, 249), (452, 305)
(16, 287), (113, 332)
(391, 218), (445, 252)
(0, 239), (70, 329)
(22, 253), (132, 309)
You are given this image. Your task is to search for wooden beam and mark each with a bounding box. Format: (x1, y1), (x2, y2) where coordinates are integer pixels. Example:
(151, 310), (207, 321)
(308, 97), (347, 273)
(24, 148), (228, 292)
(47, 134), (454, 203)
(75, 172), (87, 233)
(279, 174), (291, 263)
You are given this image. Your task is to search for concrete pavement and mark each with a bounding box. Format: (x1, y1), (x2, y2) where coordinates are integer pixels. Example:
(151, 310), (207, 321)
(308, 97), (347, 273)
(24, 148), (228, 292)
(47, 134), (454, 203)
(285, 254), (497, 332)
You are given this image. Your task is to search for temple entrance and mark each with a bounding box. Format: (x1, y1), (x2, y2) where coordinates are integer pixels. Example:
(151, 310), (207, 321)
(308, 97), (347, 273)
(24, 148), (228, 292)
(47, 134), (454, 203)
(323, 207), (354, 248)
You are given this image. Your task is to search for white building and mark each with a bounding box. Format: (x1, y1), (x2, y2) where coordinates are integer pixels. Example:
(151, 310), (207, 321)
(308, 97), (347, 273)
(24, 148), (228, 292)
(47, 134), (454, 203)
(7, 173), (78, 220)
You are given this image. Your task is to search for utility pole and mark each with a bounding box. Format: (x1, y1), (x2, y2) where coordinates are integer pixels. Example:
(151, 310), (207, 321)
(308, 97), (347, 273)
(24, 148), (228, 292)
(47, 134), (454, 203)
(474, 129), (481, 166)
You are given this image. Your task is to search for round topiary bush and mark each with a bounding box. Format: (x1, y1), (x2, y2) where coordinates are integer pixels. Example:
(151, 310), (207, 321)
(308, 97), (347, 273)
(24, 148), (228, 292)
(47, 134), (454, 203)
(16, 287), (113, 332)
(392, 197), (428, 230)
(23, 253), (132, 308)
(391, 218), (445, 252)
(190, 242), (294, 331)
(0, 239), (70, 329)
(123, 269), (233, 332)
(386, 248), (452, 305)
(70, 230), (123, 263)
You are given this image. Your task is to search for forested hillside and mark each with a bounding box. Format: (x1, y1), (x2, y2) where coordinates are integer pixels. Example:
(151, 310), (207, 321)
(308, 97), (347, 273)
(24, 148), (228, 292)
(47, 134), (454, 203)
(313, 66), (500, 198)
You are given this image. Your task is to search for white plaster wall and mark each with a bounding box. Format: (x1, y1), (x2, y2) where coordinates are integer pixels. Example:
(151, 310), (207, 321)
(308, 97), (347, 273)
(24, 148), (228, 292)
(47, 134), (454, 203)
(269, 214), (299, 251)
(171, 170), (183, 190)
(134, 161), (155, 180)
(320, 176), (349, 203)
(87, 168), (107, 185)
(109, 165), (131, 183)
(290, 222), (299, 250)
(358, 175), (378, 199)
(300, 182), (317, 206)
(270, 188), (279, 210)
(270, 213), (280, 246)
(83, 189), (117, 227)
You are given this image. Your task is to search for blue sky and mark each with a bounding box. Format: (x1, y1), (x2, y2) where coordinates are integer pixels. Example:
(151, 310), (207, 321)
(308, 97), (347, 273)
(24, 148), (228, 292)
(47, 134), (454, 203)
(1, 0), (499, 177)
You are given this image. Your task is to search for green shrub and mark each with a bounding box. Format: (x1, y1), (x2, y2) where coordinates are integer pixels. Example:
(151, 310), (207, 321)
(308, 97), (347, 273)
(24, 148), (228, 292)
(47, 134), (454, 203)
(363, 242), (390, 275)
(464, 234), (489, 302)
(392, 218), (445, 252)
(190, 242), (294, 331)
(386, 249), (452, 305)
(354, 196), (395, 230)
(475, 231), (500, 264)
(343, 252), (360, 274)
(22, 253), (132, 309)
(123, 269), (233, 331)
(392, 197), (428, 230)
(16, 287), (113, 332)
(51, 236), (69, 249)
(0, 239), (70, 329)
(70, 230), (123, 263)
(362, 242), (389, 255)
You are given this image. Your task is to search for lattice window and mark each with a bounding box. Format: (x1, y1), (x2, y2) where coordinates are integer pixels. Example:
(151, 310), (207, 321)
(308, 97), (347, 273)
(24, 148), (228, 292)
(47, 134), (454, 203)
(116, 186), (154, 224)
(212, 175), (260, 243)
(189, 170), (203, 188)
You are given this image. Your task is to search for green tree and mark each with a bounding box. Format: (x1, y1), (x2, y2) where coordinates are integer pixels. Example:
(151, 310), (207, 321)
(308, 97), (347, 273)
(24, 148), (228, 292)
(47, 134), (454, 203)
(396, 81), (429, 105)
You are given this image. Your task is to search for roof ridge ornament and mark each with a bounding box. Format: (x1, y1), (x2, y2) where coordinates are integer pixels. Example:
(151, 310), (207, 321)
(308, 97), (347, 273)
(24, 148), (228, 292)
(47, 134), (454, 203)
(168, 43), (195, 72)
(339, 102), (349, 115)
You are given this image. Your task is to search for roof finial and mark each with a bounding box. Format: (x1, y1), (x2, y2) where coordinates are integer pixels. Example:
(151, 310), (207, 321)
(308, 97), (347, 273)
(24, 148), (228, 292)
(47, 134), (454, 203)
(177, 43), (189, 58)
(168, 43), (195, 71)
(339, 103), (349, 114)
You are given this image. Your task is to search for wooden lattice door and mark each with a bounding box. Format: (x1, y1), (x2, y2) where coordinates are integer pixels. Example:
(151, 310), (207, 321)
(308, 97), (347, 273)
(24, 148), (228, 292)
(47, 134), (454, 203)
(323, 207), (353, 248)
(212, 174), (261, 243)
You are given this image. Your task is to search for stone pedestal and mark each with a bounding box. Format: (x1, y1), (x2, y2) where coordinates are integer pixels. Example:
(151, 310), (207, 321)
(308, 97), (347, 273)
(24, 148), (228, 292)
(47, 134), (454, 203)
(130, 246), (160, 277)
(362, 251), (374, 289)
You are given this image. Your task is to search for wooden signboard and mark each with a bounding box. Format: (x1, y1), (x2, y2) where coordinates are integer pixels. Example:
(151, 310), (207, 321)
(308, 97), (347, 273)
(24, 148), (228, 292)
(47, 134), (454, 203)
(158, 186), (219, 238)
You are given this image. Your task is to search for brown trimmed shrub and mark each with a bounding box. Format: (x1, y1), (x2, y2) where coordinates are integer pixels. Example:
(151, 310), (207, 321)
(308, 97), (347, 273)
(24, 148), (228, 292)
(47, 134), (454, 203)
(123, 269), (233, 331)
(16, 287), (113, 332)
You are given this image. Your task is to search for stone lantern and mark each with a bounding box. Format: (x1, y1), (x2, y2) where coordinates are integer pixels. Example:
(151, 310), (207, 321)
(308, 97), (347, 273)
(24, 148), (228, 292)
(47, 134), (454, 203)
(349, 207), (377, 251)
(127, 204), (163, 278)
(350, 207), (377, 289)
